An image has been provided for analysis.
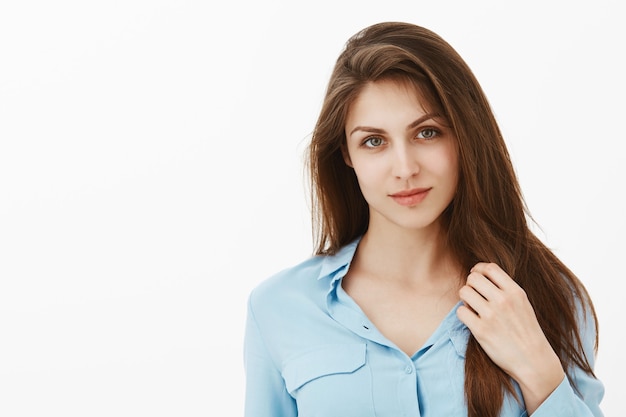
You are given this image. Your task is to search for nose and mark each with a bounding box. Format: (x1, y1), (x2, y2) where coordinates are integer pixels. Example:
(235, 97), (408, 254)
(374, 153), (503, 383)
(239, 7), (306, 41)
(391, 144), (420, 179)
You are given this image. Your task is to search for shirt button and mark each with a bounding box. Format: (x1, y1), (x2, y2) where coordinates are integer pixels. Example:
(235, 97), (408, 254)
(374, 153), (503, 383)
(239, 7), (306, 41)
(405, 365), (413, 374)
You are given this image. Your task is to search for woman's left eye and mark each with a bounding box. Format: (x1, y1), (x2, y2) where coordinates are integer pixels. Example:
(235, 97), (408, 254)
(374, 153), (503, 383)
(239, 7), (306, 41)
(417, 128), (439, 140)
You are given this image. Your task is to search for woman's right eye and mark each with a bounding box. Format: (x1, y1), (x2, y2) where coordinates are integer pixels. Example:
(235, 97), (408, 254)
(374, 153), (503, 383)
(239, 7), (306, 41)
(363, 136), (384, 148)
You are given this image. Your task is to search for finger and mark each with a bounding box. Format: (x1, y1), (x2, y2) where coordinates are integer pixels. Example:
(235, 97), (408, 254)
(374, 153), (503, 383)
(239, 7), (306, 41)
(456, 303), (480, 330)
(471, 262), (515, 291)
(466, 271), (500, 301)
(458, 284), (488, 316)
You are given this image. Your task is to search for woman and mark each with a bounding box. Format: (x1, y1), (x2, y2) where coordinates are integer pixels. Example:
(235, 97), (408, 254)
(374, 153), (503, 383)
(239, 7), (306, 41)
(243, 22), (604, 417)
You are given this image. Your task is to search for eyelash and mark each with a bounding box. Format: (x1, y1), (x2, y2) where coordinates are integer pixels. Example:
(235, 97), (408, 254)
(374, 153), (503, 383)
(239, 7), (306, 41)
(417, 127), (440, 140)
(363, 136), (385, 148)
(361, 127), (441, 148)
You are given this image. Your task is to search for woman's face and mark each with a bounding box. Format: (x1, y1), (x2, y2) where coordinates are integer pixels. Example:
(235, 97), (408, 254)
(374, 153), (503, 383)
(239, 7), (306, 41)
(343, 79), (458, 234)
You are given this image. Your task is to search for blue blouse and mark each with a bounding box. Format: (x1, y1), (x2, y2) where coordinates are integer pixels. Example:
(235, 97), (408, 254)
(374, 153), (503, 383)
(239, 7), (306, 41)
(244, 239), (604, 416)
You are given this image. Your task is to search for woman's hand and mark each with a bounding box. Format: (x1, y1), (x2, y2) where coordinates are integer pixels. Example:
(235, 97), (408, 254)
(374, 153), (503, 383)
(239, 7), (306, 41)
(456, 262), (565, 414)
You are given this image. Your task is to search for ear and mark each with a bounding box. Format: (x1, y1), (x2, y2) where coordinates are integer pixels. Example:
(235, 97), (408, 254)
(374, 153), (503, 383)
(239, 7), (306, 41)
(341, 145), (353, 168)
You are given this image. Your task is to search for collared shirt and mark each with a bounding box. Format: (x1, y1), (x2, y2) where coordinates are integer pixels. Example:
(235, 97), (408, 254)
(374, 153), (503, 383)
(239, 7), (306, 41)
(244, 239), (604, 416)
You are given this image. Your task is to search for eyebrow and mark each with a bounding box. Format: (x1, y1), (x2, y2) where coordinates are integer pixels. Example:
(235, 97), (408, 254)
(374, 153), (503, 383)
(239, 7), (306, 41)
(349, 112), (441, 137)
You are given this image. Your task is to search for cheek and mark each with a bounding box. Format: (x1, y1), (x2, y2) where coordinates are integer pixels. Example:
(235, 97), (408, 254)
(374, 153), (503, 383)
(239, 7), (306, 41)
(437, 144), (459, 183)
(352, 166), (376, 190)
(351, 160), (386, 196)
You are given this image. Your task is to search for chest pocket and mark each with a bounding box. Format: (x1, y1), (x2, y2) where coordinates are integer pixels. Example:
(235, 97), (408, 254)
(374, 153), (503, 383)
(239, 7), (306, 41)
(282, 343), (373, 415)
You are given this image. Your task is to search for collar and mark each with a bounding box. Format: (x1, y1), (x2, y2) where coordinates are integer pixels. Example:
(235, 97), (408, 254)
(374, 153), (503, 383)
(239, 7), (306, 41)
(317, 237), (361, 283)
(317, 236), (470, 356)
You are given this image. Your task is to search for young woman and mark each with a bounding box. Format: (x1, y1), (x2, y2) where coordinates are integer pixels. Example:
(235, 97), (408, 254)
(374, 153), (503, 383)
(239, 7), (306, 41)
(243, 22), (604, 417)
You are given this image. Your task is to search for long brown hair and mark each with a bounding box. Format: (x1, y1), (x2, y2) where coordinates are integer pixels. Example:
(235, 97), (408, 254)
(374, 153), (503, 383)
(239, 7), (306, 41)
(307, 21), (598, 417)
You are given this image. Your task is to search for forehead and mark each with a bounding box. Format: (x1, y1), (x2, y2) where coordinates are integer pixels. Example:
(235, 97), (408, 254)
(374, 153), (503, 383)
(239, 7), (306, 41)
(346, 79), (434, 126)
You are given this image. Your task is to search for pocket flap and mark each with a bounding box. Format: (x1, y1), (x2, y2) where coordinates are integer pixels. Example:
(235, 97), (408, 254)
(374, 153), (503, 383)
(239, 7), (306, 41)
(283, 343), (366, 393)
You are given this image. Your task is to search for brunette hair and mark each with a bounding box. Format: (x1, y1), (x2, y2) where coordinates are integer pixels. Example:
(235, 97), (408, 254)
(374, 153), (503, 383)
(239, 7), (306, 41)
(307, 21), (598, 417)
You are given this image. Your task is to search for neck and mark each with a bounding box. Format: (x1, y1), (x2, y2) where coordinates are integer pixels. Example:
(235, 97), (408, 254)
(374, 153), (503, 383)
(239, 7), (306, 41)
(354, 219), (461, 287)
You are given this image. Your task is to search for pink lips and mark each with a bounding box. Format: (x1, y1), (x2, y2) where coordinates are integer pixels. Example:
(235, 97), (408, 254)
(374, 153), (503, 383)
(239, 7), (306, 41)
(389, 187), (431, 206)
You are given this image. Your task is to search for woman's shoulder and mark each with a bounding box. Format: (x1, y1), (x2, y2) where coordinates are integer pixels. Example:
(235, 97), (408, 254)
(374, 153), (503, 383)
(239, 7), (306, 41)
(247, 239), (359, 313)
(248, 254), (329, 306)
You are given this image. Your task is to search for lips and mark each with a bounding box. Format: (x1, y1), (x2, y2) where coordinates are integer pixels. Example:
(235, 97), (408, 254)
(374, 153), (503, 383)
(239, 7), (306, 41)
(389, 187), (431, 206)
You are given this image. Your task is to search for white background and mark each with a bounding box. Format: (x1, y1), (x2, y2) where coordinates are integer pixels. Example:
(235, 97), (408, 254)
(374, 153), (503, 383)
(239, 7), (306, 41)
(1, 1), (623, 416)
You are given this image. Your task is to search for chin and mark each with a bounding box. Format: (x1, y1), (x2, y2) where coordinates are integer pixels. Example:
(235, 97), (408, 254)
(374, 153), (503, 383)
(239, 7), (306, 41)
(387, 215), (443, 232)
(369, 204), (448, 232)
